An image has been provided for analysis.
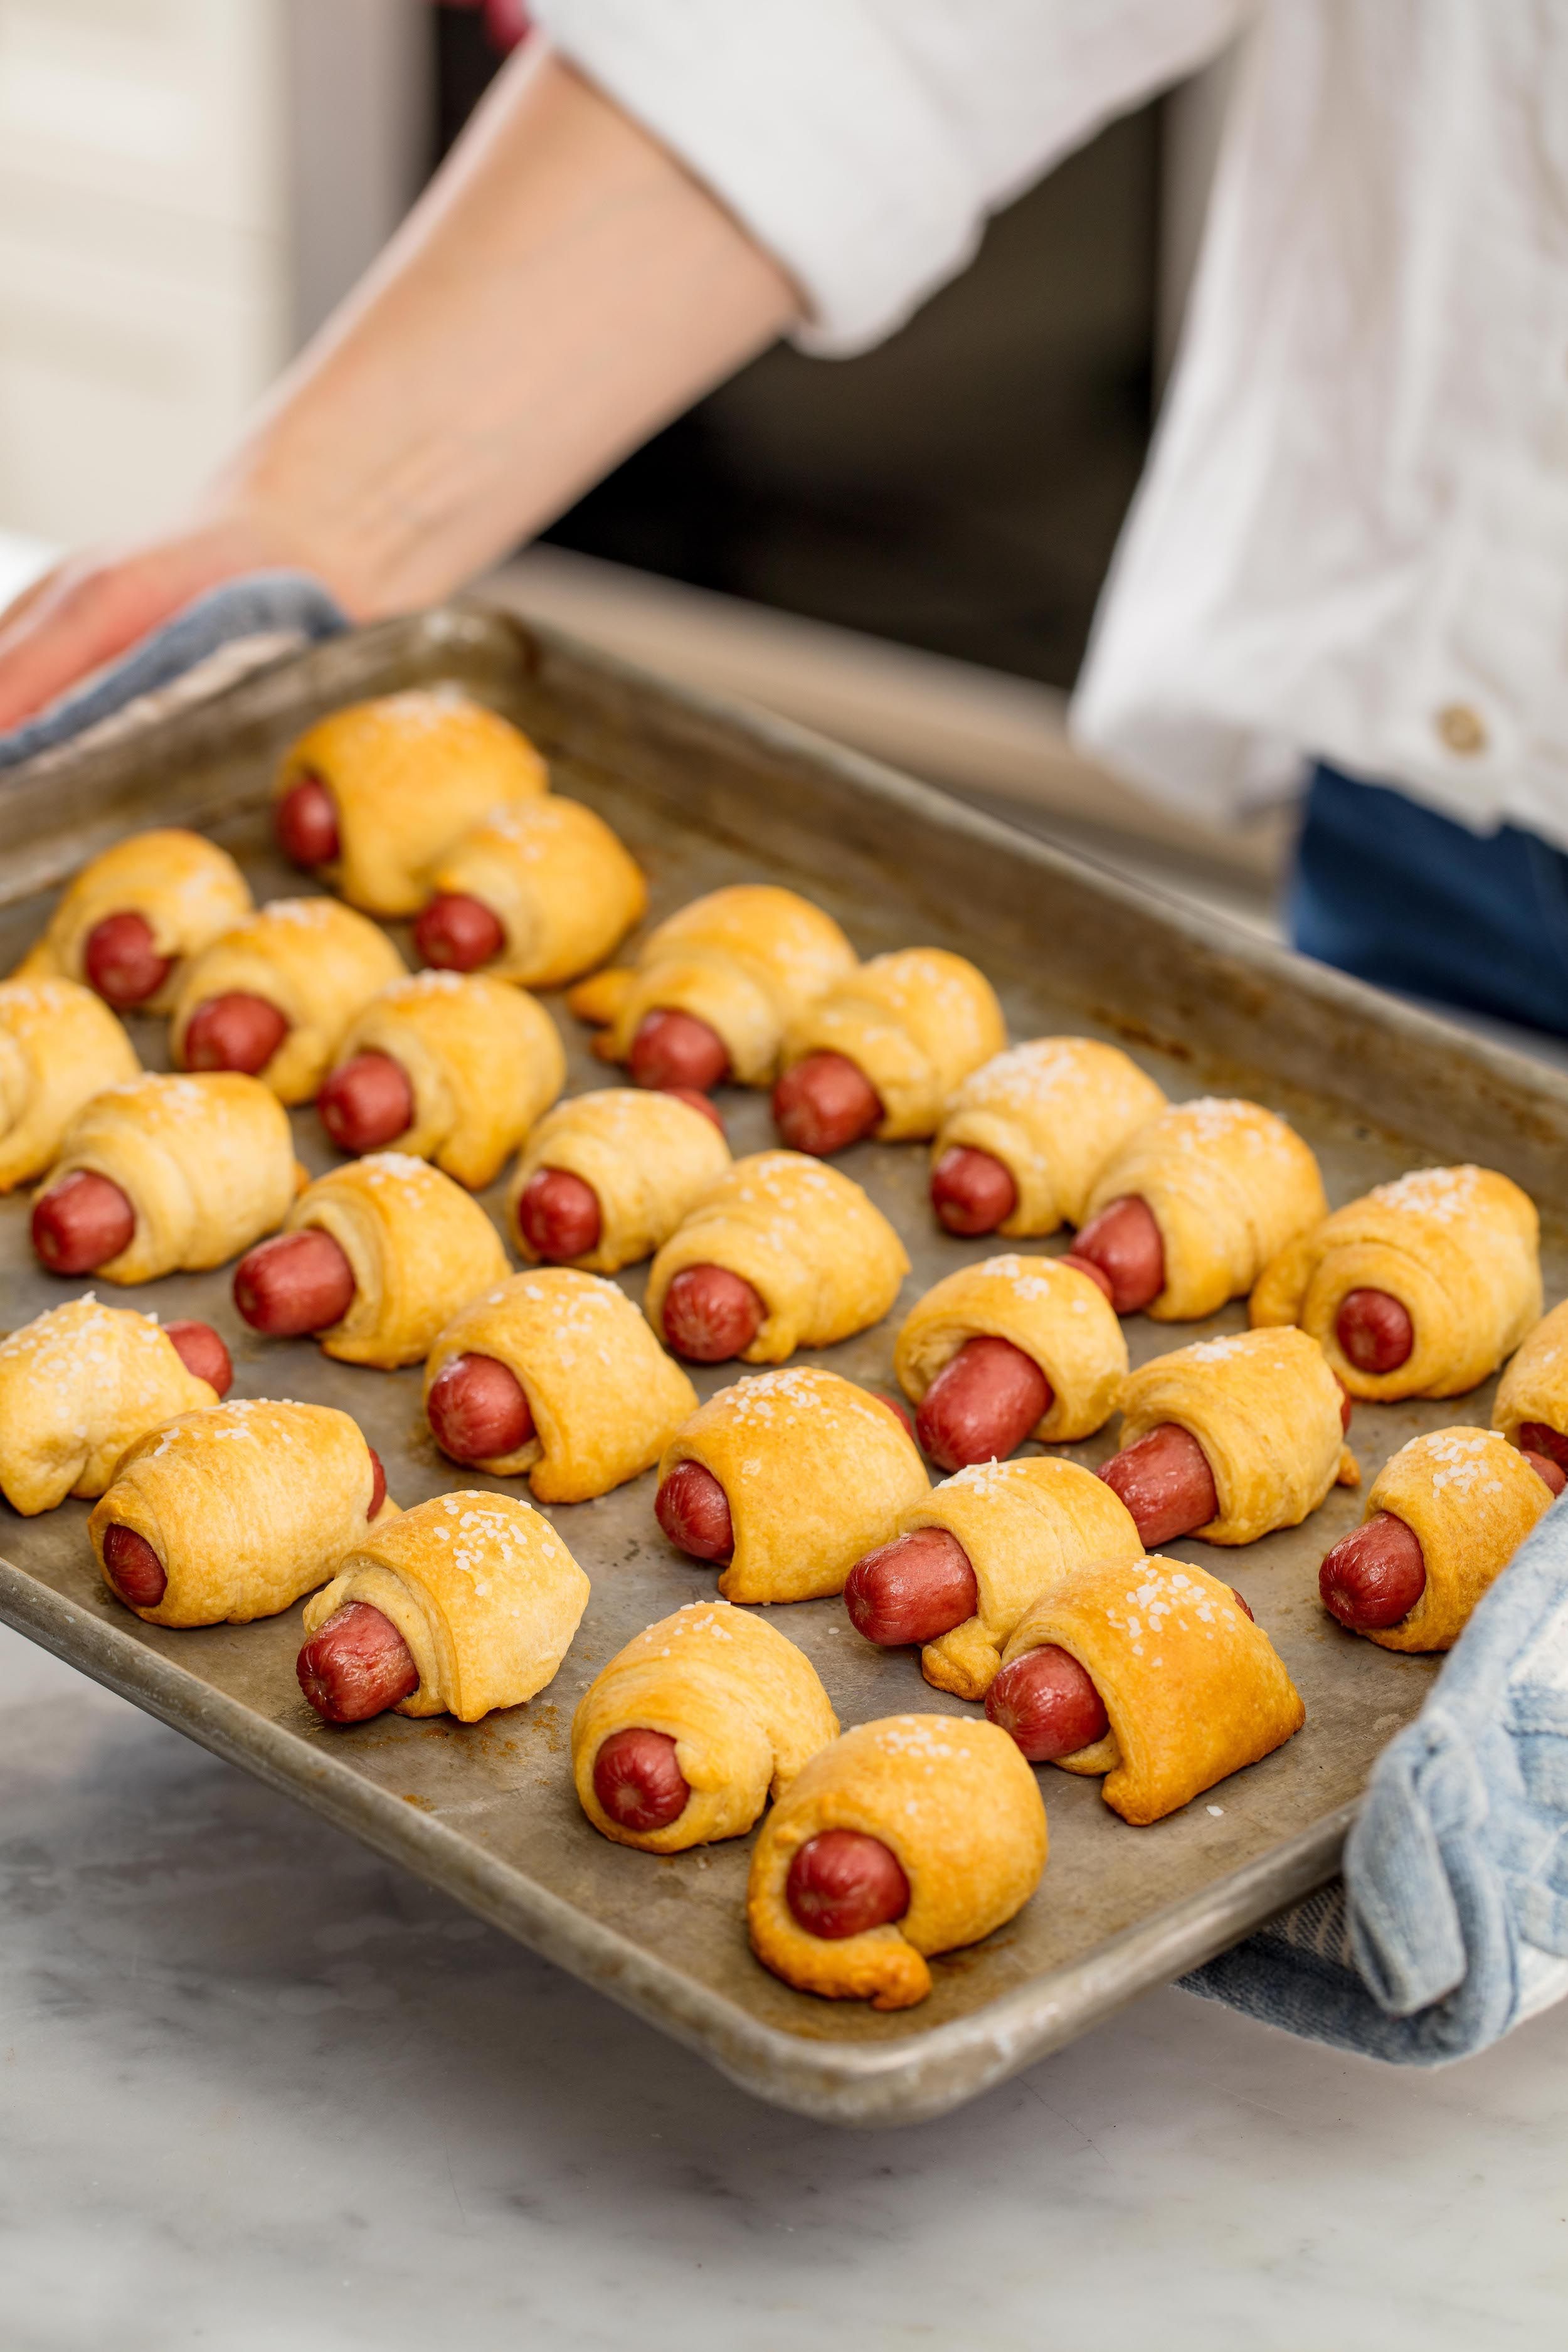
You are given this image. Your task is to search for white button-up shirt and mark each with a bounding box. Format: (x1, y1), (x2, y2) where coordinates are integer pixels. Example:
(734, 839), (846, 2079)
(533, 0), (1568, 851)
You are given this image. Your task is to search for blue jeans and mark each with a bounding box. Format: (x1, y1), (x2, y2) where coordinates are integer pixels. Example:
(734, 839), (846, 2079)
(1291, 765), (1568, 1039)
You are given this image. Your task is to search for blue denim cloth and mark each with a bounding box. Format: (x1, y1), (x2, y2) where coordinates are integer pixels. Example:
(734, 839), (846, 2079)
(8, 595), (1568, 2065)
(1184, 1496), (1568, 2061)
(0, 572), (347, 771)
(1291, 762), (1568, 1039)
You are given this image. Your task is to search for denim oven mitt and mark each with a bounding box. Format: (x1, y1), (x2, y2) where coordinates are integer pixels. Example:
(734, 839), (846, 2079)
(1185, 1495), (1568, 2060)
(0, 572), (348, 771)
(9, 571), (1568, 2067)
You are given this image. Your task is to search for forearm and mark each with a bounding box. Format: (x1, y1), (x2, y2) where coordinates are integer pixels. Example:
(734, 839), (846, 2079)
(212, 45), (797, 615)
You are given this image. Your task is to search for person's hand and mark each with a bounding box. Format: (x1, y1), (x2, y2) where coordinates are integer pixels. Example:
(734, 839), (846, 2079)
(0, 513), (312, 734)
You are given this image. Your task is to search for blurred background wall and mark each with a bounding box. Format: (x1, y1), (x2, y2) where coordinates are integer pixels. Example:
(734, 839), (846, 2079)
(0, 1), (1276, 924)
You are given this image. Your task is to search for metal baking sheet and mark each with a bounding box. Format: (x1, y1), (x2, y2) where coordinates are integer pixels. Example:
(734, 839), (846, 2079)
(3, 601), (1567, 2127)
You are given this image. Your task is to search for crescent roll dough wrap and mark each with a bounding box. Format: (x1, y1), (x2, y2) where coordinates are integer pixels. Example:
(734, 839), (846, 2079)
(1116, 1327), (1359, 1546)
(0, 977), (139, 1192)
(43, 1073), (297, 1283)
(506, 1088), (731, 1273)
(780, 948), (1007, 1140)
(287, 1153), (509, 1368)
(580, 884), (857, 1086)
(893, 1456), (1144, 1700)
(572, 1603), (839, 1851)
(302, 1490), (588, 1722)
(659, 1367), (929, 1602)
(13, 829), (253, 1012)
(171, 898), (405, 1106)
(89, 1399), (395, 1628)
(1249, 1165), (1541, 1401)
(645, 1151), (909, 1364)
(894, 1253), (1127, 1444)
(932, 1037), (1168, 1236)
(1083, 1096), (1327, 1322)
(424, 1268), (697, 1500)
(747, 1716), (1048, 2010)
(1494, 1300), (1568, 1449)
(1345, 1428), (1553, 1653)
(1001, 1555), (1305, 1825)
(277, 688), (549, 916)
(329, 971), (566, 1190)
(425, 797), (646, 987)
(0, 1297), (217, 1515)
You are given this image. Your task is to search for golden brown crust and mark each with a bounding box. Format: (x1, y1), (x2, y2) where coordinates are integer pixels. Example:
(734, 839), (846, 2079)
(42, 1072), (297, 1283)
(1350, 1428), (1552, 1652)
(896, 1455), (1143, 1699)
(645, 1151), (910, 1364)
(331, 971), (566, 1190)
(13, 829), (253, 1013)
(302, 1490), (587, 1720)
(1083, 1096), (1327, 1321)
(90, 1399), (396, 1627)
(288, 1152), (509, 1369)
(0, 1297), (216, 1515)
(571, 1603), (839, 1851)
(1002, 1555), (1305, 1824)
(931, 1037), (1168, 1236)
(426, 797), (646, 987)
(1116, 1326), (1359, 1546)
(596, 884), (857, 1086)
(1250, 1165), (1542, 1401)
(746, 1716), (1048, 2008)
(424, 1268), (697, 1501)
(169, 898), (405, 1106)
(780, 948), (1007, 1140)
(1494, 1300), (1568, 1447)
(506, 1088), (731, 1273)
(658, 1366), (929, 1602)
(275, 689), (549, 916)
(894, 1253), (1127, 1444)
(0, 977), (139, 1193)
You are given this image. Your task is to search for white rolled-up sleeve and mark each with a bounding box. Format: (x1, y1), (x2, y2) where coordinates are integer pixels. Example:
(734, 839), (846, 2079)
(529, 0), (1250, 352)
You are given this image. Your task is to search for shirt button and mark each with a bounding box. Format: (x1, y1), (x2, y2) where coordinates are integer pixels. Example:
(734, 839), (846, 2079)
(1436, 703), (1488, 755)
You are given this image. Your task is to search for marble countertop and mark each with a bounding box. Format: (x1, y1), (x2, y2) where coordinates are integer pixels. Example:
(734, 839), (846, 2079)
(3, 1620), (1565, 2351)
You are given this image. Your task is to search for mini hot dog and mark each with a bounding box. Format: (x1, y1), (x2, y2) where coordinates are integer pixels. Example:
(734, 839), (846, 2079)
(0, 977), (140, 1195)
(272, 689), (548, 916)
(772, 948), (1005, 1155)
(928, 1037), (1167, 1237)
(894, 1253), (1127, 1469)
(1073, 1098), (1327, 1321)
(1316, 1426), (1556, 1649)
(1493, 1300), (1568, 1478)
(655, 1367), (928, 1602)
(569, 884), (857, 1094)
(505, 1088), (729, 1275)
(32, 1072), (297, 1285)
(1251, 1165), (1540, 1400)
(299, 1491), (588, 1725)
(413, 797), (645, 988)
(746, 1716), (1047, 2008)
(90, 1399), (395, 1628)
(572, 1603), (838, 1851)
(987, 1554), (1303, 1823)
(11, 829), (253, 1013)
(0, 1297), (230, 1517)
(317, 970), (565, 1190)
(645, 1152), (908, 1366)
(1100, 1327), (1358, 1549)
(844, 1453), (1143, 1698)
(234, 1153), (507, 1368)
(169, 898), (405, 1104)
(423, 1268), (697, 1502)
